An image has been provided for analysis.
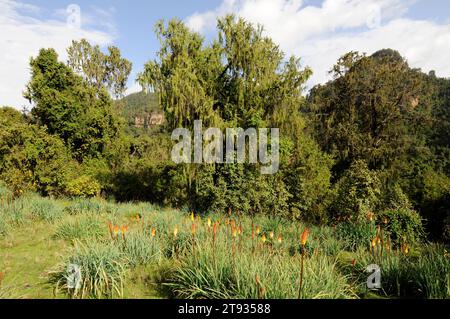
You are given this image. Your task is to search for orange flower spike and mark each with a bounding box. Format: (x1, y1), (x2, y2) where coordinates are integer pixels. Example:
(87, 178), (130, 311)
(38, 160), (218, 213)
(371, 237), (378, 248)
(231, 220), (236, 229)
(113, 225), (120, 235)
(191, 223), (197, 236)
(108, 222), (113, 234)
(261, 234), (267, 243)
(151, 228), (156, 238)
(383, 218), (388, 225)
(213, 222), (218, 236)
(277, 235), (283, 244)
(301, 228), (310, 247)
(352, 259), (357, 267)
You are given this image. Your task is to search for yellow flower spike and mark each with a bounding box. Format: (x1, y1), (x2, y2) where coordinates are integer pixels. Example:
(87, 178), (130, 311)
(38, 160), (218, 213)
(256, 226), (261, 235)
(232, 227), (237, 238)
(173, 227), (179, 238)
(371, 237), (377, 248)
(190, 212), (195, 222)
(383, 218), (388, 225)
(113, 225), (120, 235)
(207, 218), (212, 228)
(269, 231), (274, 240)
(261, 234), (267, 243)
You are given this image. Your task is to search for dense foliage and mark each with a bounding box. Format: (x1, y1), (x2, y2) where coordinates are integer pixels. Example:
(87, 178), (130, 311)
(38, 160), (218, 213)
(0, 15), (449, 243)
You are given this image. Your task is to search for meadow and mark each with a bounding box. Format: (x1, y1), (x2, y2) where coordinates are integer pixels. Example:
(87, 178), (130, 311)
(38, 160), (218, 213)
(0, 185), (448, 300)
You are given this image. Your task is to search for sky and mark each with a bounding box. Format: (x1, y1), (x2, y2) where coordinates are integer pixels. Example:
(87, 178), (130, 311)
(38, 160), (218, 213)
(1, 0), (450, 109)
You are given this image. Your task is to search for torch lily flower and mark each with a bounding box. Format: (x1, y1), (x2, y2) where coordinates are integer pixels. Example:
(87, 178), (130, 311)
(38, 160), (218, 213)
(301, 228), (309, 247)
(261, 234), (267, 243)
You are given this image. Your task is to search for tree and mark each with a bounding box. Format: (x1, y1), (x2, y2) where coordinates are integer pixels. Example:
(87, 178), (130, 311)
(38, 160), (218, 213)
(24, 48), (123, 162)
(67, 39), (132, 98)
(0, 107), (75, 196)
(307, 50), (433, 174)
(137, 15), (330, 218)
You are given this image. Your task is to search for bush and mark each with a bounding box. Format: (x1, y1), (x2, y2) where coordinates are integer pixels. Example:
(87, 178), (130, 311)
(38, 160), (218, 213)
(378, 208), (425, 246)
(331, 160), (381, 221)
(65, 175), (101, 198)
(0, 109), (75, 196)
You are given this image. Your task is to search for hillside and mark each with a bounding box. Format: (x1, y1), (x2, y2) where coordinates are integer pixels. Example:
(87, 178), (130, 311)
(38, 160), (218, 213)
(115, 91), (165, 133)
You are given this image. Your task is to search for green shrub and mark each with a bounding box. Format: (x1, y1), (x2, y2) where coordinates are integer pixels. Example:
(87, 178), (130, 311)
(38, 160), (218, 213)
(65, 175), (101, 198)
(378, 208), (425, 246)
(331, 160), (381, 221)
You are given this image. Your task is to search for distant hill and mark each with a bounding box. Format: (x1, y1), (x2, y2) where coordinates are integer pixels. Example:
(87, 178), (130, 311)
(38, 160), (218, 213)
(115, 91), (165, 133)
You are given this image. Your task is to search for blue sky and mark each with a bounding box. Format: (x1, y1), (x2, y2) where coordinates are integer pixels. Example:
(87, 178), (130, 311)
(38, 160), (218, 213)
(1, 0), (450, 108)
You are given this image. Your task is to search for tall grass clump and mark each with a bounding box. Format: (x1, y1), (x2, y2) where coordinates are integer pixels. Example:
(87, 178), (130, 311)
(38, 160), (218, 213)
(54, 215), (105, 241)
(30, 198), (64, 223)
(64, 198), (102, 215)
(118, 231), (165, 267)
(50, 241), (126, 299)
(166, 234), (355, 299)
(2, 201), (26, 227)
(349, 244), (449, 299)
(336, 221), (377, 251)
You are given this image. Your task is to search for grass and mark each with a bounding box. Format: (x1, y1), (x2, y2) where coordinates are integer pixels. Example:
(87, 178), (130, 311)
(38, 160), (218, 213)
(0, 191), (449, 299)
(50, 241), (127, 299)
(54, 215), (106, 242)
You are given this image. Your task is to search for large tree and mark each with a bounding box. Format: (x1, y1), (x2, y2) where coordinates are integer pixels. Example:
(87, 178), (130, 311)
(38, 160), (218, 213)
(307, 50), (433, 174)
(67, 39), (132, 98)
(137, 15), (331, 219)
(24, 48), (123, 162)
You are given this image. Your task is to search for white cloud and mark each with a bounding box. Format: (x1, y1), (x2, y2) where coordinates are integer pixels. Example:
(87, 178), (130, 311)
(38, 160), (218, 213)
(186, 0), (450, 88)
(0, 0), (115, 109)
